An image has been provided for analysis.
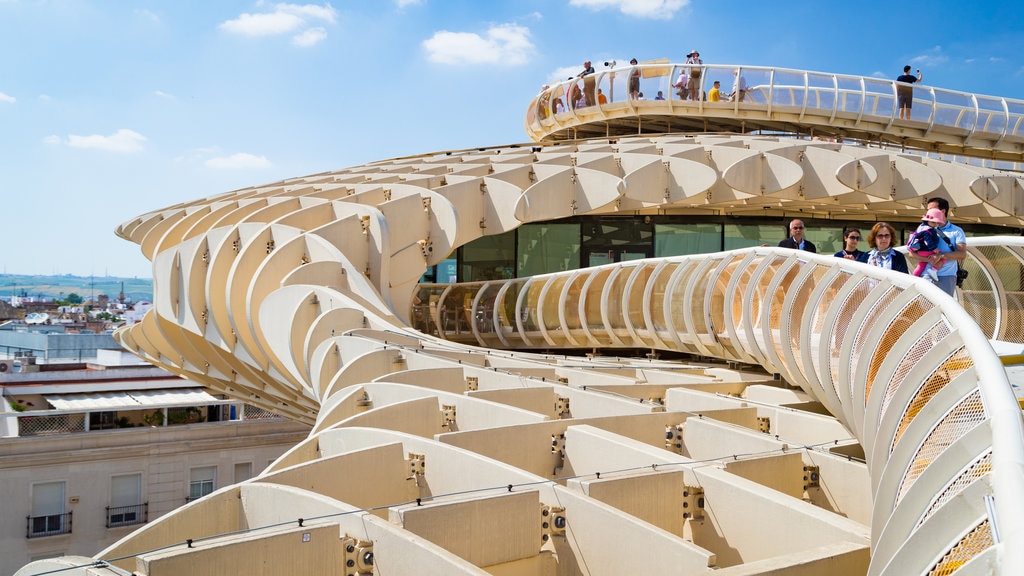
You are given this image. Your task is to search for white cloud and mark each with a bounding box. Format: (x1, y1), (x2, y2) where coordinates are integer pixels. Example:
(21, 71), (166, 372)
(909, 46), (949, 68)
(154, 90), (175, 99)
(423, 24), (534, 65)
(219, 3), (336, 42)
(43, 135), (61, 146)
(67, 129), (146, 153)
(569, 0), (688, 19)
(278, 2), (337, 23)
(395, 0), (422, 7)
(0, 92), (15, 103)
(548, 66), (581, 84)
(292, 27), (327, 47)
(205, 153), (272, 170)
(220, 11), (304, 36)
(134, 8), (161, 24)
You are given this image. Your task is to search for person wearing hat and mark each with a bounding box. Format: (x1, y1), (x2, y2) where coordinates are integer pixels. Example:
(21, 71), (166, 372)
(685, 50), (703, 101)
(906, 208), (948, 281)
(919, 196), (968, 296)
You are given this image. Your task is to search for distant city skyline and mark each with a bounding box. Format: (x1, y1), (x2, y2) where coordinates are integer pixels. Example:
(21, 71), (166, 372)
(2, 0), (1023, 277)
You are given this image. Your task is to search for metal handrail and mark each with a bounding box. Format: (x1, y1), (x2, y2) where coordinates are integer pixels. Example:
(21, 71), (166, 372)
(526, 62), (1024, 152)
(26, 511), (72, 538)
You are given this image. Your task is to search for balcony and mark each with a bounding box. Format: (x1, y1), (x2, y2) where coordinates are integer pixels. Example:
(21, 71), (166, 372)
(106, 503), (147, 528)
(26, 511), (72, 538)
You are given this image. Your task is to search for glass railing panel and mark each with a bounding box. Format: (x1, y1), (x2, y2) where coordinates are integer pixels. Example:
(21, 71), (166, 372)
(604, 269), (628, 330)
(594, 69), (618, 105)
(495, 280), (526, 344)
(473, 283), (503, 345)
(649, 263), (675, 334)
(541, 277), (568, 330)
(974, 95), (1007, 136)
(769, 70), (806, 107)
(1005, 101), (1024, 138)
(863, 78), (898, 118)
(805, 72), (838, 112)
(412, 284), (448, 335)
(835, 76), (865, 115)
(933, 88), (975, 129)
(741, 68), (773, 105)
(626, 263), (656, 330)
(521, 280), (544, 332)
(583, 269), (611, 330)
(563, 275), (585, 331)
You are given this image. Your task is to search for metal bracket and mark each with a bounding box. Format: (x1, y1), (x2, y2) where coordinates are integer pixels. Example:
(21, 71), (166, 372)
(554, 396), (571, 418)
(551, 433), (565, 456)
(682, 486), (705, 520)
(757, 416), (771, 434)
(665, 424), (684, 454)
(342, 536), (374, 576)
(407, 453), (425, 481)
(465, 376), (479, 391)
(803, 465), (820, 490)
(540, 505), (567, 543)
(441, 404), (456, 431)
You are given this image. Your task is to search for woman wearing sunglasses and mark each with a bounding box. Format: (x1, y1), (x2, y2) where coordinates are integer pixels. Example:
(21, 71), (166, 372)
(856, 222), (908, 273)
(834, 227), (865, 261)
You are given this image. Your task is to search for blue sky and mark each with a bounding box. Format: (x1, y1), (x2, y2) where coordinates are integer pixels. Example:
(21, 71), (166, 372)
(2, 0), (1023, 278)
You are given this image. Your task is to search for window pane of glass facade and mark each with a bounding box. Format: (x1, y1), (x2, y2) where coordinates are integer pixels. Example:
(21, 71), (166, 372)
(462, 229), (515, 281)
(518, 223), (580, 277)
(655, 223), (722, 256)
(725, 224), (780, 250)
(807, 226), (847, 255)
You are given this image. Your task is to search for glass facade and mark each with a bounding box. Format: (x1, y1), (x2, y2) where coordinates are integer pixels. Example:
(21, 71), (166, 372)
(656, 222), (721, 256)
(462, 229), (515, 282)
(517, 223), (581, 277)
(430, 215), (1005, 283)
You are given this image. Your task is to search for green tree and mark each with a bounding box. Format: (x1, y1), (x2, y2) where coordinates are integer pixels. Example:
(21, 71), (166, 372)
(66, 293), (83, 304)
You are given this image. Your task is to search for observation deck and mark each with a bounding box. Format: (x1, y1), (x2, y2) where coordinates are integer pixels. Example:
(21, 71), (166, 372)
(527, 61), (1024, 164)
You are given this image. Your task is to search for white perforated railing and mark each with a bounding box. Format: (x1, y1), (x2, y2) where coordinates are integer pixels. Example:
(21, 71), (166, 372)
(418, 244), (1024, 576)
(526, 62), (1024, 164)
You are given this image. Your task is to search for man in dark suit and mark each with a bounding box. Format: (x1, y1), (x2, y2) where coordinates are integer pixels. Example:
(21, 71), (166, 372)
(778, 219), (816, 252)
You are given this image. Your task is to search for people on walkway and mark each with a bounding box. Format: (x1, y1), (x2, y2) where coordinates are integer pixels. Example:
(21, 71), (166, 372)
(778, 219), (816, 252)
(655, 90), (665, 100)
(916, 197), (967, 296)
(834, 227), (864, 260)
(729, 69), (748, 102)
(628, 58), (641, 100)
(896, 65), (922, 120)
(857, 222), (908, 273)
(709, 80), (722, 102)
(906, 208), (948, 281)
(597, 88), (607, 105)
(673, 67), (687, 99)
(579, 60), (596, 107)
(685, 50), (703, 101)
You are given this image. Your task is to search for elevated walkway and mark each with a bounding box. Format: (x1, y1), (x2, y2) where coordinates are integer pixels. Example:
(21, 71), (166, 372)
(527, 62), (1024, 164)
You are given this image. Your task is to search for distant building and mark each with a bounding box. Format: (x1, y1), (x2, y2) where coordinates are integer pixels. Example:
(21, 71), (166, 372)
(0, 354), (309, 574)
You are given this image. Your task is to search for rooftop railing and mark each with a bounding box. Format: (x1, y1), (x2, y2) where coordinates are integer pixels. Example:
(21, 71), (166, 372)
(526, 62), (1024, 161)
